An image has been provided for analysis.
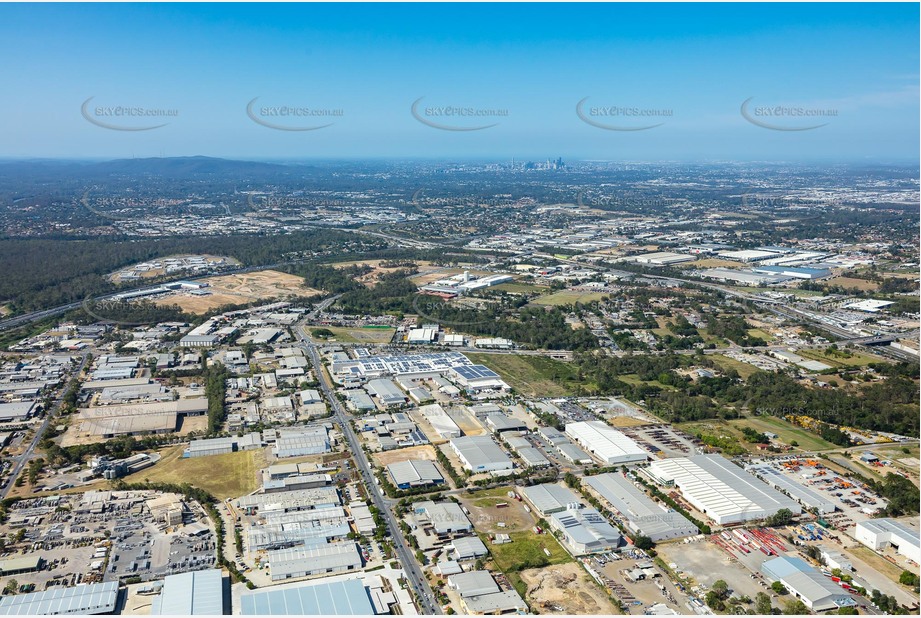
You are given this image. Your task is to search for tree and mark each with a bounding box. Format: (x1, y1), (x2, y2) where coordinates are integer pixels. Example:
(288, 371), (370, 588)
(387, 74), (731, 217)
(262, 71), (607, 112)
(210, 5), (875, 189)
(755, 592), (773, 615)
(899, 570), (919, 587)
(783, 599), (808, 615)
(712, 580), (730, 599)
(765, 508), (794, 527)
(836, 607), (858, 615)
(771, 581), (788, 595)
(634, 535), (655, 551)
(3, 579), (16, 595)
(705, 591), (726, 611)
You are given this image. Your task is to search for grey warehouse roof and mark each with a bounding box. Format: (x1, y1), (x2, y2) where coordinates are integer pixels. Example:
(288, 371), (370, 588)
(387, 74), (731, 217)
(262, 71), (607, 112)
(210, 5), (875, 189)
(239, 578), (376, 615)
(151, 569), (223, 615)
(584, 473), (698, 541)
(387, 459), (444, 486)
(0, 581), (119, 615)
(521, 483), (581, 515)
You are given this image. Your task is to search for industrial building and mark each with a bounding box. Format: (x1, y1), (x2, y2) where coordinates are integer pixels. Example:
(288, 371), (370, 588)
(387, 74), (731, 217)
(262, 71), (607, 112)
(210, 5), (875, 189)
(346, 389), (376, 412)
(184, 432), (262, 458)
(387, 459), (445, 489)
(419, 403), (461, 439)
(268, 542), (363, 581)
(634, 251), (696, 266)
(236, 486), (340, 515)
(365, 378), (407, 407)
(449, 435), (514, 473)
(751, 265), (831, 280)
(745, 464), (837, 515)
(584, 473), (699, 541)
(239, 578), (377, 615)
(414, 501), (472, 537)
(565, 421), (647, 465)
(549, 506), (623, 555)
(698, 268), (789, 286)
(760, 556), (855, 611)
(247, 509), (351, 551)
(645, 455), (802, 525)
(855, 518), (921, 564)
(450, 536), (489, 560)
(520, 483), (581, 516)
(0, 401), (35, 423)
(0, 555), (44, 576)
(151, 569), (224, 615)
(484, 413), (527, 434)
(0, 581), (119, 615)
(448, 571), (527, 615)
(448, 364), (510, 392)
(717, 249), (781, 262)
(273, 426), (331, 458)
(76, 398), (207, 439)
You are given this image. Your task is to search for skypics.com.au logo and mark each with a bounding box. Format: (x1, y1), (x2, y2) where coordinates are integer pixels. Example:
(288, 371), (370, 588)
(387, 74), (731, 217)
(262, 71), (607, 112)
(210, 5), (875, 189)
(741, 97), (837, 131)
(81, 97), (178, 131)
(246, 97), (343, 131)
(576, 97), (672, 131)
(411, 97), (508, 131)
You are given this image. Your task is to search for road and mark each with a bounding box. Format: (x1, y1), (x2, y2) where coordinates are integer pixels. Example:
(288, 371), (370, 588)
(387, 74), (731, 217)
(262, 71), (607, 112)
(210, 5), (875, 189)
(0, 353), (90, 499)
(295, 299), (441, 614)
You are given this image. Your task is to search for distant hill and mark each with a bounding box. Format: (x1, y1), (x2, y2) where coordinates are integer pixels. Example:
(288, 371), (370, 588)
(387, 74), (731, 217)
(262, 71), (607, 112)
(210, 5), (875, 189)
(0, 156), (301, 180)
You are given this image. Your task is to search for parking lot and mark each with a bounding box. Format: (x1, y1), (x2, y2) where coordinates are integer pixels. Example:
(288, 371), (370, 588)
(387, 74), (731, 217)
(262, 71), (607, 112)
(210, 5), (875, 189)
(623, 424), (699, 458)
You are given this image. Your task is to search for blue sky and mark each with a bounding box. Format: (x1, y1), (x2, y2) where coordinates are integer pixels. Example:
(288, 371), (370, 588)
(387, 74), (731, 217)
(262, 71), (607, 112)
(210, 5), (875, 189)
(0, 2), (917, 161)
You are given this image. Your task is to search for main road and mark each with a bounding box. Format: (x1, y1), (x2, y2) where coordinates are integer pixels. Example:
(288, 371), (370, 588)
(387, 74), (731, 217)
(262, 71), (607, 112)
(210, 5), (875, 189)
(0, 352), (90, 499)
(294, 299), (441, 615)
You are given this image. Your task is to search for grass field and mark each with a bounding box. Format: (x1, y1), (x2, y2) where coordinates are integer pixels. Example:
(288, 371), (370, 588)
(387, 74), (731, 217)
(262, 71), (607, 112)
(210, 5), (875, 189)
(484, 530), (572, 572)
(490, 282), (548, 294)
(123, 444), (263, 499)
(848, 546), (906, 584)
(530, 290), (608, 306)
(796, 347), (883, 368)
(727, 416), (837, 451)
(309, 325), (395, 343)
(825, 276), (880, 292)
(465, 353), (584, 397)
(709, 354), (761, 378)
(747, 328), (774, 343)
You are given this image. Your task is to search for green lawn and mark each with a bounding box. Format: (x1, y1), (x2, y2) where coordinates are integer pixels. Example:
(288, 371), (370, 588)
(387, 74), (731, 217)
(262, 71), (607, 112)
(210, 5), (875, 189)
(796, 347), (883, 368)
(309, 325), (396, 344)
(490, 282), (548, 294)
(465, 353), (586, 397)
(530, 290), (608, 306)
(123, 444), (263, 499)
(709, 354), (761, 378)
(483, 530), (572, 572)
(727, 416), (837, 452)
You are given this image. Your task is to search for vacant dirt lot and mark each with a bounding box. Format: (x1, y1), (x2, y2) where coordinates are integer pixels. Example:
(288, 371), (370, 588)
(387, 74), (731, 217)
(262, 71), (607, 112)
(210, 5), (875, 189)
(450, 407), (486, 436)
(460, 487), (533, 533)
(156, 269), (319, 314)
(520, 563), (619, 615)
(372, 444), (437, 467)
(332, 259), (437, 287)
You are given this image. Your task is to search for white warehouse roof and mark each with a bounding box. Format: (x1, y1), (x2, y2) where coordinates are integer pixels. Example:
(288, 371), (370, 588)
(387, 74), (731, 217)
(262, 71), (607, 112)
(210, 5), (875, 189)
(646, 455), (801, 525)
(565, 421), (647, 465)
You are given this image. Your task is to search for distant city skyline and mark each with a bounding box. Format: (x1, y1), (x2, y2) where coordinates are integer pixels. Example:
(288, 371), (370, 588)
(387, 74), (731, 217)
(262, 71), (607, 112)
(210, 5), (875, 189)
(0, 2), (918, 162)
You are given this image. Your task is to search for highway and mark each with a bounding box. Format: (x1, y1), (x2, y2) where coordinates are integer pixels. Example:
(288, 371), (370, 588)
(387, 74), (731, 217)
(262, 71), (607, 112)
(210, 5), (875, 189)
(294, 297), (441, 615)
(0, 353), (90, 499)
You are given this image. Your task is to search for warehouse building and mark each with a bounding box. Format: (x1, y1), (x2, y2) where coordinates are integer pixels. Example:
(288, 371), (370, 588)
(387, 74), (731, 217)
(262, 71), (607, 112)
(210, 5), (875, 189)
(557, 442), (593, 465)
(387, 459), (445, 489)
(645, 455), (801, 525)
(414, 501), (472, 537)
(0, 401), (36, 423)
(751, 265), (831, 280)
(151, 569), (224, 615)
(745, 464), (837, 515)
(239, 578), (377, 615)
(0, 555), (44, 576)
(484, 413), (527, 435)
(184, 432), (262, 458)
(717, 249), (781, 262)
(447, 570), (527, 613)
(236, 486), (340, 515)
(855, 518), (921, 564)
(515, 446), (551, 468)
(565, 421), (647, 465)
(450, 536), (489, 560)
(366, 378), (407, 408)
(698, 268), (789, 286)
(448, 365), (510, 392)
(0, 581), (119, 615)
(449, 435), (514, 473)
(584, 473), (699, 541)
(419, 403), (461, 439)
(633, 251), (696, 266)
(520, 483), (582, 516)
(268, 542), (363, 581)
(346, 389), (376, 412)
(549, 506), (623, 555)
(760, 556), (855, 611)
(273, 426), (330, 458)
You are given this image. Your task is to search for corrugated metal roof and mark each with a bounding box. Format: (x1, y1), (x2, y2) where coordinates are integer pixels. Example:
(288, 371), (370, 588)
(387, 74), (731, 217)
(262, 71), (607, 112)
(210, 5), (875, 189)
(239, 578), (375, 615)
(0, 581), (118, 615)
(151, 569), (223, 615)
